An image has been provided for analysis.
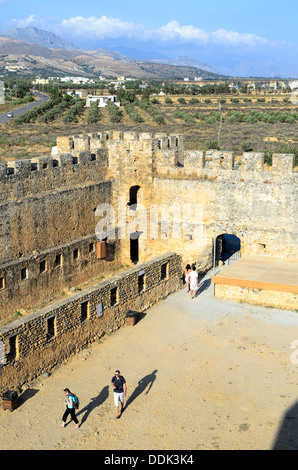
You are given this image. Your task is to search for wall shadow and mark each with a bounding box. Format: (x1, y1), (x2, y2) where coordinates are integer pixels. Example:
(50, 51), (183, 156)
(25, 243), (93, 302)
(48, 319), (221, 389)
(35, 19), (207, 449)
(196, 279), (211, 296)
(123, 370), (158, 414)
(77, 385), (109, 427)
(18, 388), (39, 408)
(272, 401), (298, 450)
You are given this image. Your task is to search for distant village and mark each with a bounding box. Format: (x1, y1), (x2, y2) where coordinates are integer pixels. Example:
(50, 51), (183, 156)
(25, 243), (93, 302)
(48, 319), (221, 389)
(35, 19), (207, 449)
(28, 74), (298, 109)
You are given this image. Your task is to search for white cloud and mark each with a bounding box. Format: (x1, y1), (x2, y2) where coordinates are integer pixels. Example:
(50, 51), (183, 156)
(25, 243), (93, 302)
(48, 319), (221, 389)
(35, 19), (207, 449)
(211, 29), (269, 47)
(10, 14), (41, 28)
(157, 21), (209, 44)
(60, 15), (147, 40)
(7, 14), (277, 50)
(60, 16), (272, 48)
(157, 21), (270, 47)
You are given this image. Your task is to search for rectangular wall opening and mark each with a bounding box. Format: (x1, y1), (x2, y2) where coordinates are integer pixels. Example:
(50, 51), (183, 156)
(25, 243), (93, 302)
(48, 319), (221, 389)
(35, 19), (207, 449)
(161, 263), (168, 280)
(110, 287), (118, 306)
(40, 260), (46, 274)
(21, 267), (28, 281)
(6, 335), (17, 362)
(54, 254), (62, 268)
(46, 317), (56, 341)
(81, 300), (89, 323)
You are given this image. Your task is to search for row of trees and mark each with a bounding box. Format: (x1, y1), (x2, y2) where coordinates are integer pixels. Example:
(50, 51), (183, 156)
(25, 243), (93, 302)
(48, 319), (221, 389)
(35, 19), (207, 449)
(106, 101), (122, 123)
(87, 101), (100, 124)
(13, 93), (87, 125)
(123, 102), (144, 123)
(63, 99), (85, 123)
(136, 99), (165, 125)
(173, 109), (298, 125)
(13, 98), (61, 125)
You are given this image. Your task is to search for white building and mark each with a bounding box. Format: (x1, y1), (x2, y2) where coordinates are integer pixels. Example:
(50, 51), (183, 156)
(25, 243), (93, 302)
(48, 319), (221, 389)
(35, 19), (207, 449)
(289, 80), (298, 90)
(50, 77), (95, 85)
(86, 95), (120, 107)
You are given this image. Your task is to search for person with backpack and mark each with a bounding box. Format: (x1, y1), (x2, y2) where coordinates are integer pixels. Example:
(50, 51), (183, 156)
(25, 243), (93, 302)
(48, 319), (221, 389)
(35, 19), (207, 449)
(60, 388), (79, 429)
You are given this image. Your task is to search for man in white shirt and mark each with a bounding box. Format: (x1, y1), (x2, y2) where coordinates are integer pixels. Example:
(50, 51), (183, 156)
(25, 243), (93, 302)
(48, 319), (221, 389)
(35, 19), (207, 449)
(189, 266), (199, 299)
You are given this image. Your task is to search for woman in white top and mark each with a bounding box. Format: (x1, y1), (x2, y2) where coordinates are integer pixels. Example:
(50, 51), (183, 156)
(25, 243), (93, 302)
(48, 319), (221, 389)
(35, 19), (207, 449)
(189, 266), (199, 299)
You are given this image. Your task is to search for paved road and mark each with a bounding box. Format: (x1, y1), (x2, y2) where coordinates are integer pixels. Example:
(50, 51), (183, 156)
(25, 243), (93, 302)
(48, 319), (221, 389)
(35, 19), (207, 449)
(0, 91), (49, 125)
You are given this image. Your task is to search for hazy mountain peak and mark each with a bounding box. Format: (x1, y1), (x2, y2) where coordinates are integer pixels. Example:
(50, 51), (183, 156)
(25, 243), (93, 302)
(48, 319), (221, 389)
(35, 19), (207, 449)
(151, 55), (217, 73)
(2, 26), (79, 51)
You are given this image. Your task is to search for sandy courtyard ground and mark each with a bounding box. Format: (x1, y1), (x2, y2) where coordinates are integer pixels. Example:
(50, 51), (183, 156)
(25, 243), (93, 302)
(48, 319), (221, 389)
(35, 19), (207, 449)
(0, 269), (298, 451)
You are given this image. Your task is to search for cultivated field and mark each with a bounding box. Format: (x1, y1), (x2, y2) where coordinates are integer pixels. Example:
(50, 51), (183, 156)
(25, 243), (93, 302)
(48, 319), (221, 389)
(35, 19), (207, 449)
(1, 92), (298, 164)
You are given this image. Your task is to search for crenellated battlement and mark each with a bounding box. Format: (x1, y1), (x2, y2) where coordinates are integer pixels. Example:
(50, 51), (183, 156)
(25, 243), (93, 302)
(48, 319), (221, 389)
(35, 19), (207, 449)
(0, 149), (109, 203)
(0, 129), (296, 321)
(56, 130), (184, 154)
(56, 131), (296, 176)
(157, 150), (297, 180)
(0, 132), (296, 203)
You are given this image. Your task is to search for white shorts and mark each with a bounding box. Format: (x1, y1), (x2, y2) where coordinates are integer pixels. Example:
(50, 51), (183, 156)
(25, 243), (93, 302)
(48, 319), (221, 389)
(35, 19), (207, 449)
(190, 282), (197, 291)
(114, 392), (124, 406)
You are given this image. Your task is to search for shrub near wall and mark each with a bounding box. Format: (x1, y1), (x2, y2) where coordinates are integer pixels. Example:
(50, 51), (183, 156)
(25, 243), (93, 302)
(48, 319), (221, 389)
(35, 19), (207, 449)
(0, 253), (182, 394)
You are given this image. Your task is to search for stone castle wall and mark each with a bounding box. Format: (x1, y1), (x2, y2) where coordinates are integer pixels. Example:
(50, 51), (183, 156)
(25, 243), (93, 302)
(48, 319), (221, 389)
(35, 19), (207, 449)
(0, 130), (296, 319)
(0, 252), (182, 394)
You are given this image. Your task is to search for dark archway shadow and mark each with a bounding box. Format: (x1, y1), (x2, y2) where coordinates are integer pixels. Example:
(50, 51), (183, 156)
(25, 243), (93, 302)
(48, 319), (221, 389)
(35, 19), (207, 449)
(272, 401), (298, 450)
(123, 370), (158, 414)
(77, 385), (109, 426)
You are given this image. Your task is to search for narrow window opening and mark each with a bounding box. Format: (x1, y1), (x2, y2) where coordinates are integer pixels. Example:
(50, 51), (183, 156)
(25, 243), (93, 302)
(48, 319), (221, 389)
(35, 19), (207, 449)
(89, 242), (95, 253)
(110, 287), (118, 306)
(129, 185), (140, 209)
(0, 276), (5, 290)
(161, 263), (168, 281)
(73, 248), (79, 260)
(40, 260), (46, 274)
(7, 335), (17, 362)
(81, 301), (89, 323)
(46, 317), (55, 341)
(54, 254), (62, 268)
(21, 267), (28, 281)
(130, 237), (139, 264)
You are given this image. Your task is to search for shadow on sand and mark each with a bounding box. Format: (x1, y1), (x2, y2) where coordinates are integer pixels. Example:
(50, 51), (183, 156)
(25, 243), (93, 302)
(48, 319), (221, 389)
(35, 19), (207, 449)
(77, 385), (109, 427)
(272, 401), (298, 450)
(196, 278), (211, 296)
(122, 369), (158, 415)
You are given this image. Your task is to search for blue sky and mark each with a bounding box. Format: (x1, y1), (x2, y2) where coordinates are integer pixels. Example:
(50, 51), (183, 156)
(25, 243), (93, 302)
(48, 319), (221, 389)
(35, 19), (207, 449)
(0, 0), (297, 77)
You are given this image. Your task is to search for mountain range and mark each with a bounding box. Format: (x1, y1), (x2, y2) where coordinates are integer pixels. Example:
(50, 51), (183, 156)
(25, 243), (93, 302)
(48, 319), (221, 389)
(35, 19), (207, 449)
(0, 26), (222, 79)
(2, 27), (79, 51)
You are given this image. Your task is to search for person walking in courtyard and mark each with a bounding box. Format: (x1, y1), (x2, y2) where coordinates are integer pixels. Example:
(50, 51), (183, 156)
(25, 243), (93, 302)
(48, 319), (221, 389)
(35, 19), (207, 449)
(60, 388), (79, 429)
(184, 264), (191, 293)
(111, 370), (127, 419)
(189, 265), (199, 299)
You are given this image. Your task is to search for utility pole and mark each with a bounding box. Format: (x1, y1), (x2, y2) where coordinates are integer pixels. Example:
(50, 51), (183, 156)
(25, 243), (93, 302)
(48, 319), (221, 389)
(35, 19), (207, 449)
(213, 220), (217, 297)
(217, 101), (223, 145)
